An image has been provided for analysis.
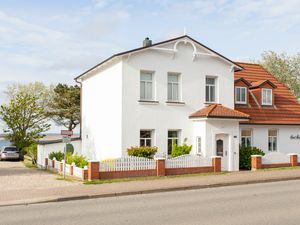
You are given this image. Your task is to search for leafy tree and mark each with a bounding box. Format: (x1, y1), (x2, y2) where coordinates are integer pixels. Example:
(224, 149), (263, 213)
(0, 93), (50, 151)
(48, 84), (80, 131)
(258, 51), (300, 98)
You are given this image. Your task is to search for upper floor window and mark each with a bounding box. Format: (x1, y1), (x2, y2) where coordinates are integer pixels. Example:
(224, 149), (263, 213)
(268, 129), (277, 152)
(140, 130), (153, 147)
(140, 71), (153, 100)
(241, 129), (252, 147)
(168, 73), (180, 102)
(262, 88), (272, 105)
(205, 77), (216, 103)
(235, 87), (247, 104)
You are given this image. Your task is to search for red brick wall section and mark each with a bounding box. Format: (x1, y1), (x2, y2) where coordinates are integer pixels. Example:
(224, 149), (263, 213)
(59, 161), (63, 174)
(166, 167), (213, 175)
(83, 169), (88, 180)
(156, 159), (166, 176)
(44, 158), (48, 168)
(88, 161), (100, 181)
(261, 163), (291, 169)
(251, 155), (262, 171)
(70, 164), (74, 176)
(100, 170), (156, 179)
(52, 160), (55, 168)
(212, 156), (221, 172)
(289, 154), (298, 167)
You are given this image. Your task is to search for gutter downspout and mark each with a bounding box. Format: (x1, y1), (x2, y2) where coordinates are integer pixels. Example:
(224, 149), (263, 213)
(75, 78), (82, 139)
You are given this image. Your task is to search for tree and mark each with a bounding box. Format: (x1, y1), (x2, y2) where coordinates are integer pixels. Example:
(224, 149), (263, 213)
(0, 93), (51, 151)
(258, 51), (300, 98)
(48, 84), (80, 131)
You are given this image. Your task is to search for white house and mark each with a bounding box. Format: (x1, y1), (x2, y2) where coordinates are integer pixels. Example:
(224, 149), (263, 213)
(75, 35), (300, 171)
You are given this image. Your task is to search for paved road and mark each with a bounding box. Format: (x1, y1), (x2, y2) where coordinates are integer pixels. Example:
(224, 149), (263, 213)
(1, 180), (300, 225)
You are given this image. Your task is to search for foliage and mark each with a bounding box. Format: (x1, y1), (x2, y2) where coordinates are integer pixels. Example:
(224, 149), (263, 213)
(25, 144), (38, 165)
(68, 153), (88, 168)
(49, 151), (64, 161)
(258, 51), (300, 98)
(171, 138), (192, 157)
(127, 146), (158, 159)
(0, 93), (50, 151)
(66, 143), (74, 154)
(239, 146), (265, 170)
(48, 83), (80, 131)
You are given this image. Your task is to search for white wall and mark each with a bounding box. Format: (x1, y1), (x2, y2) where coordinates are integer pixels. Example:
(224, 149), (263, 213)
(81, 60), (123, 160)
(121, 39), (235, 156)
(37, 140), (82, 167)
(240, 125), (300, 154)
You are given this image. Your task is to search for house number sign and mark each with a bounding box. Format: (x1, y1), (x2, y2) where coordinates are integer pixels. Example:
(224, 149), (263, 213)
(290, 135), (300, 140)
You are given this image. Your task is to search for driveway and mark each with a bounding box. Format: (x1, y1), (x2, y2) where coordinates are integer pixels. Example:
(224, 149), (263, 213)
(0, 161), (81, 205)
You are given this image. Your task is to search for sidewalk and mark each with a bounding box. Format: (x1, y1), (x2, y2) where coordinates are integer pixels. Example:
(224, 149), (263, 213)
(2, 168), (300, 207)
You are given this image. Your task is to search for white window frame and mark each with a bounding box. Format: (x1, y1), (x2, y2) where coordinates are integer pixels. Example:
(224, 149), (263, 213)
(205, 76), (217, 103)
(167, 73), (181, 102)
(241, 129), (252, 147)
(268, 129), (278, 152)
(235, 87), (247, 104)
(167, 130), (180, 155)
(196, 136), (201, 155)
(140, 130), (153, 147)
(262, 88), (272, 106)
(140, 71), (154, 101)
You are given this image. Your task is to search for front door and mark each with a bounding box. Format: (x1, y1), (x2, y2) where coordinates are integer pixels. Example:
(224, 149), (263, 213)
(216, 134), (228, 171)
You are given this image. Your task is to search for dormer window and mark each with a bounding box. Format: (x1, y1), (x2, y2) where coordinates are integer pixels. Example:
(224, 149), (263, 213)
(235, 87), (247, 104)
(262, 88), (272, 105)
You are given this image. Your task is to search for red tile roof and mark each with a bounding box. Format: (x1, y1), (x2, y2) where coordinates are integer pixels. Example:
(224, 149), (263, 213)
(235, 62), (300, 125)
(250, 79), (277, 89)
(190, 104), (250, 119)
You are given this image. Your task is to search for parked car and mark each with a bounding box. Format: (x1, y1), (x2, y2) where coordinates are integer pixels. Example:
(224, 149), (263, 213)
(0, 146), (22, 161)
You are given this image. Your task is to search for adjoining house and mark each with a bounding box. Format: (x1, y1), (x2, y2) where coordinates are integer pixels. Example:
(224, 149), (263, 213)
(75, 35), (300, 171)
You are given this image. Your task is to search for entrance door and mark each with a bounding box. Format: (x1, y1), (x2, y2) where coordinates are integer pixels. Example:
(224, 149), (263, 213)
(215, 134), (228, 171)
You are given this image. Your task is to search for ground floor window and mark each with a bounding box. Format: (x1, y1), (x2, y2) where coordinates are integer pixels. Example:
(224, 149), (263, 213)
(241, 129), (252, 147)
(268, 129), (277, 151)
(196, 137), (201, 155)
(168, 130), (179, 155)
(140, 130), (153, 147)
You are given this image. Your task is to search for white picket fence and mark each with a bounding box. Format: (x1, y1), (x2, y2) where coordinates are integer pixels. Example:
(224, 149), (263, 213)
(100, 156), (156, 172)
(262, 152), (290, 165)
(166, 154), (211, 168)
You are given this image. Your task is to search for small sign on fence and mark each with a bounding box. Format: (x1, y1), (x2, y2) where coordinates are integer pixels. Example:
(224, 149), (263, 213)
(61, 130), (73, 136)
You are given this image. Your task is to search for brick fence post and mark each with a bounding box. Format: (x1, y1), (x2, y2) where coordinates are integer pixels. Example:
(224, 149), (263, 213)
(88, 161), (100, 181)
(44, 158), (48, 169)
(70, 162), (75, 176)
(59, 160), (65, 174)
(289, 154), (298, 167)
(211, 156), (221, 172)
(251, 155), (262, 171)
(52, 157), (56, 168)
(155, 158), (166, 176)
(83, 166), (88, 180)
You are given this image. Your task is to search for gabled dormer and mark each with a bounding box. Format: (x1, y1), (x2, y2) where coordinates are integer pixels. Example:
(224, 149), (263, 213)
(249, 80), (277, 107)
(234, 77), (251, 105)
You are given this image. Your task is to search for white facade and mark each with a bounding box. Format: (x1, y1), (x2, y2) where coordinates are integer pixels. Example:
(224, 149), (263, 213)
(78, 36), (300, 171)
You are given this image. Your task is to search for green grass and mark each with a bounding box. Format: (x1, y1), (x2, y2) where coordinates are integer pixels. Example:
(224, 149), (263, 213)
(84, 172), (226, 185)
(56, 177), (78, 182)
(22, 158), (37, 169)
(259, 166), (300, 171)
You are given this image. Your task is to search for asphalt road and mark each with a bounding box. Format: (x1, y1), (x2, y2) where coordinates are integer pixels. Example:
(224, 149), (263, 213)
(1, 180), (300, 225)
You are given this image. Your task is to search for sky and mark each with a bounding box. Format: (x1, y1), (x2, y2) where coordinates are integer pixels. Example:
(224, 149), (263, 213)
(0, 0), (299, 132)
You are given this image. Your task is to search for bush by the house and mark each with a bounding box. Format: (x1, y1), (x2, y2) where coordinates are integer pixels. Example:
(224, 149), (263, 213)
(127, 146), (158, 159)
(66, 153), (88, 168)
(171, 139), (192, 157)
(239, 146), (265, 170)
(66, 143), (74, 154)
(48, 151), (64, 161)
(25, 144), (38, 165)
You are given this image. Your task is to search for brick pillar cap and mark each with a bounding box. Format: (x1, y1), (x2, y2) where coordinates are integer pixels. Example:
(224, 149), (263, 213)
(211, 156), (221, 159)
(53, 157), (56, 161)
(154, 157), (166, 160)
(88, 160), (99, 163)
(61, 160), (65, 163)
(71, 162), (76, 166)
(251, 155), (262, 157)
(288, 153), (298, 156)
(84, 165), (88, 169)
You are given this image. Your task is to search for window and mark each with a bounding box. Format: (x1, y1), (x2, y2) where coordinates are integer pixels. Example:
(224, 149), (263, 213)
(268, 129), (277, 151)
(235, 87), (247, 104)
(140, 71), (153, 100)
(140, 130), (152, 146)
(168, 73), (180, 102)
(205, 77), (216, 102)
(241, 129), (252, 147)
(168, 130), (179, 155)
(262, 88), (272, 105)
(196, 137), (201, 155)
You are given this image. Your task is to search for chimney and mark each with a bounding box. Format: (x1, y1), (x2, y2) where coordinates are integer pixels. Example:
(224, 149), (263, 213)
(143, 37), (152, 47)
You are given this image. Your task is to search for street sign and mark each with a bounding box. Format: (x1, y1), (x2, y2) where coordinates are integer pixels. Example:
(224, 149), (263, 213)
(62, 136), (72, 144)
(61, 130), (73, 136)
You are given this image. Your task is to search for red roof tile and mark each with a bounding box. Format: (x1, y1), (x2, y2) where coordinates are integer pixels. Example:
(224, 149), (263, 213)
(235, 62), (300, 125)
(190, 104), (250, 119)
(250, 80), (277, 89)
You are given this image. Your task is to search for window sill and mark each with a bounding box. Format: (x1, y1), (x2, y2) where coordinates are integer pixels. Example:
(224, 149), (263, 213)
(138, 100), (159, 105)
(165, 101), (186, 106)
(204, 102), (218, 105)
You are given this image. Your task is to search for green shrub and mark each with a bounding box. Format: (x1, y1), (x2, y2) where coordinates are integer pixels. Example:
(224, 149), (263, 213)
(25, 144), (37, 164)
(48, 151), (64, 161)
(239, 146), (265, 170)
(171, 139), (192, 157)
(72, 154), (88, 168)
(127, 146), (158, 159)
